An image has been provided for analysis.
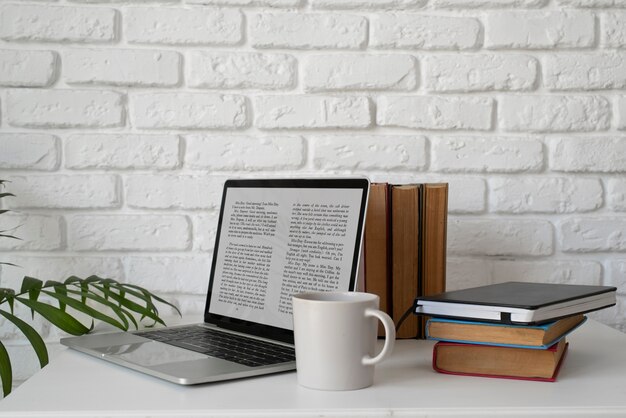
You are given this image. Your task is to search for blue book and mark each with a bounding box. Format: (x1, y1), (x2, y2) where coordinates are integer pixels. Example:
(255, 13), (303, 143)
(426, 315), (587, 349)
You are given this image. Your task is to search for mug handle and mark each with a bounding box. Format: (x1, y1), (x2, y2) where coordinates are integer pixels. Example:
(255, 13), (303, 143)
(361, 308), (396, 366)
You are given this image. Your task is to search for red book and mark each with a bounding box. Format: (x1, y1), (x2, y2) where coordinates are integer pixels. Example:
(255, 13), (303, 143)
(432, 339), (568, 382)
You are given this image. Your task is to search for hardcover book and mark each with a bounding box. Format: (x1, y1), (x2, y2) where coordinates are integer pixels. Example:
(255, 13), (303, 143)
(391, 184), (421, 339)
(426, 314), (586, 349)
(364, 183), (392, 337)
(432, 339), (568, 381)
(415, 281), (616, 325)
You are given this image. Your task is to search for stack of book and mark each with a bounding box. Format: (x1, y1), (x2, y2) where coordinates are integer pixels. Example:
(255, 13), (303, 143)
(363, 183), (448, 339)
(415, 282), (617, 381)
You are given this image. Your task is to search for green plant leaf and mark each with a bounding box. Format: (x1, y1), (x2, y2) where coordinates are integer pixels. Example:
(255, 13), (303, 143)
(0, 233), (20, 240)
(91, 284), (165, 326)
(0, 310), (48, 369)
(64, 287), (131, 331)
(0, 289), (16, 313)
(20, 277), (44, 319)
(0, 340), (12, 397)
(124, 284), (181, 317)
(16, 297), (91, 336)
(41, 290), (127, 331)
(102, 284), (161, 326)
(44, 281), (67, 312)
(89, 282), (138, 329)
(64, 276), (82, 285)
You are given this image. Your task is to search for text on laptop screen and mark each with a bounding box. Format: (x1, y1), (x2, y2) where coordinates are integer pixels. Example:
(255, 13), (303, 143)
(209, 186), (364, 330)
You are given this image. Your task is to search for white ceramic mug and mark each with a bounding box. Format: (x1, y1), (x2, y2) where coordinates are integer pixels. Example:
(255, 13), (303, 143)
(292, 291), (395, 391)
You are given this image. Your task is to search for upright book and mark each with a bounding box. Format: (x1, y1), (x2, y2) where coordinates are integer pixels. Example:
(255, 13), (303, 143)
(391, 184), (421, 339)
(426, 314), (586, 349)
(432, 338), (568, 381)
(419, 183), (448, 338)
(415, 282), (616, 325)
(364, 183), (392, 337)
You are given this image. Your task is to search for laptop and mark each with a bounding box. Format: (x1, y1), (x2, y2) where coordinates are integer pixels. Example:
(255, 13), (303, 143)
(61, 178), (370, 385)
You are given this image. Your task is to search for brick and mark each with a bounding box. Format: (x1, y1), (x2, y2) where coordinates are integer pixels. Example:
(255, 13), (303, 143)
(125, 7), (242, 45)
(561, 218), (626, 252)
(485, 11), (595, 49)
(187, 51), (296, 89)
(124, 256), (211, 294)
(311, 0), (426, 9)
(550, 137), (626, 172)
(68, 215), (191, 251)
(65, 49), (180, 87)
(424, 54), (537, 92)
(130, 93), (247, 129)
(65, 134), (180, 170)
(499, 95), (610, 133)
(609, 179), (626, 211)
(192, 213), (219, 252)
(618, 96), (626, 130)
(7, 175), (119, 209)
(377, 96), (493, 130)
(433, 0), (547, 6)
(602, 12), (626, 48)
(608, 261), (626, 295)
(0, 214), (62, 251)
(303, 54), (417, 92)
(446, 258), (602, 291)
(447, 177), (486, 214)
(126, 175), (224, 209)
(432, 136), (543, 173)
(0, 5), (116, 43)
(0, 134), (58, 170)
(188, 0), (300, 5)
(311, 135), (426, 171)
(491, 260), (602, 286)
(254, 96), (371, 129)
(448, 218), (553, 256)
(370, 14), (480, 50)
(446, 258), (493, 291)
(250, 12), (366, 50)
(490, 177), (603, 213)
(7, 89), (124, 129)
(545, 53), (626, 91)
(0, 256), (123, 290)
(0, 50), (57, 87)
(184, 135), (304, 170)
(560, 0), (626, 6)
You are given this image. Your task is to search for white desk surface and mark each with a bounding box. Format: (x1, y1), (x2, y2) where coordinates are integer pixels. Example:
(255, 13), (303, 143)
(1, 319), (626, 418)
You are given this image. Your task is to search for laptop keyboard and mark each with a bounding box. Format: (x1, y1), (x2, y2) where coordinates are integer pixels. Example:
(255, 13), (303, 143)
(134, 325), (295, 368)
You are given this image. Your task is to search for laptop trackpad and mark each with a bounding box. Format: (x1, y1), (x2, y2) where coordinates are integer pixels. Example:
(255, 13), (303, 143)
(95, 341), (250, 380)
(96, 341), (206, 366)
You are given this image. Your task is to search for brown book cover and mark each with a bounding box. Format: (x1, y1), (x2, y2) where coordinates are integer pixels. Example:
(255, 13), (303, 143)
(419, 183), (448, 338)
(427, 314), (586, 348)
(391, 184), (421, 339)
(364, 183), (392, 337)
(433, 338), (568, 381)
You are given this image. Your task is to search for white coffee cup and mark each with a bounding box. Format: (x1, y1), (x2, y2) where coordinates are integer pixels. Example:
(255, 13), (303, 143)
(292, 291), (395, 391)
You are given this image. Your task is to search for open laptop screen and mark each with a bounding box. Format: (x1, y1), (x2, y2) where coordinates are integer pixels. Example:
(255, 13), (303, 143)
(205, 178), (369, 343)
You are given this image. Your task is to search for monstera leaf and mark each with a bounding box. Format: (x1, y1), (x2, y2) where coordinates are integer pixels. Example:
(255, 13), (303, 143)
(0, 181), (180, 396)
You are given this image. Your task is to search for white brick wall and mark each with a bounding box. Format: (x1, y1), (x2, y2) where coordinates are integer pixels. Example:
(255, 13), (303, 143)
(1, 0), (626, 388)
